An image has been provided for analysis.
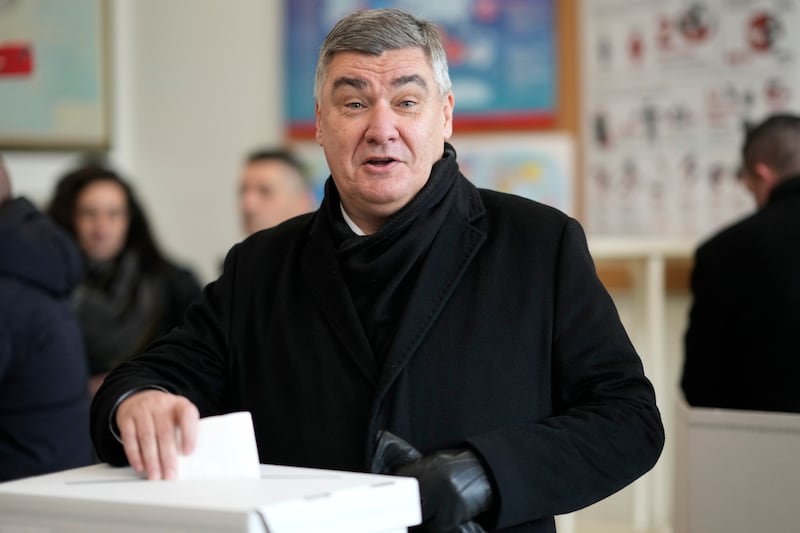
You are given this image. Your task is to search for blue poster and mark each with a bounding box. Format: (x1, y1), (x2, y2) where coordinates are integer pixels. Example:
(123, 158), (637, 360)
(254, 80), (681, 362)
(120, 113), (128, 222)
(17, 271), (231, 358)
(286, 0), (556, 136)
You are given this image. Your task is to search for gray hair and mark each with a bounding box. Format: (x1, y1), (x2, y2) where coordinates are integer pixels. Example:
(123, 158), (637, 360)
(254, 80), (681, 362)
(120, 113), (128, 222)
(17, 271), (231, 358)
(313, 9), (452, 103)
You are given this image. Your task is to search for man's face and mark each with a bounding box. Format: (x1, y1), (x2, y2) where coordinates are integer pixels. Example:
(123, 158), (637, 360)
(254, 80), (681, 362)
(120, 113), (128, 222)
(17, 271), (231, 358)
(314, 47), (454, 233)
(239, 160), (312, 235)
(74, 180), (130, 263)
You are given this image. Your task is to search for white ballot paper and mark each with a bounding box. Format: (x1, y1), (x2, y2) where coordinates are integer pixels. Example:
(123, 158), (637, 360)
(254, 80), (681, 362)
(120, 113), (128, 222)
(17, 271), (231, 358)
(175, 411), (261, 480)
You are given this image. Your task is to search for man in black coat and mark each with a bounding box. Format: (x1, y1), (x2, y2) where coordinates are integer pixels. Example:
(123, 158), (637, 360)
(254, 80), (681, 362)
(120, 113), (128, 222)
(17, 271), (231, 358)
(0, 155), (95, 480)
(91, 9), (664, 532)
(683, 113), (800, 413)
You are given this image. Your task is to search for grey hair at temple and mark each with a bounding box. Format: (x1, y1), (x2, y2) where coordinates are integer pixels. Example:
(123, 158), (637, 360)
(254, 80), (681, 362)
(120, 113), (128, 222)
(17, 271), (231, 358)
(313, 8), (452, 103)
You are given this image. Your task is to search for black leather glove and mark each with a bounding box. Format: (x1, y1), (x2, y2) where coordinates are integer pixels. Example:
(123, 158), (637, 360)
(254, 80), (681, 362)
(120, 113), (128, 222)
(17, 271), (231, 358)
(372, 430), (493, 533)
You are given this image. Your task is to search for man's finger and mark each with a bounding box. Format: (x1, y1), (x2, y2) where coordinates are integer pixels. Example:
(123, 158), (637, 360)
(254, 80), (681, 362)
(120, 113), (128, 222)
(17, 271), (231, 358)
(175, 400), (200, 456)
(118, 416), (143, 474)
(137, 413), (162, 480)
(154, 410), (180, 480)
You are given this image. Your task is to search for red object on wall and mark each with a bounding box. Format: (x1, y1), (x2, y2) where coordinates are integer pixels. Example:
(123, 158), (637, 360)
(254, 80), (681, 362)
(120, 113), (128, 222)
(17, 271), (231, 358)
(748, 12), (782, 53)
(0, 43), (34, 77)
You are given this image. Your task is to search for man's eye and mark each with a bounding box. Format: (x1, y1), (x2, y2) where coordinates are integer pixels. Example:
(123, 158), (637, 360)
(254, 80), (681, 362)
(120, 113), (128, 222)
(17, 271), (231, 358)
(346, 102), (364, 109)
(399, 100), (417, 108)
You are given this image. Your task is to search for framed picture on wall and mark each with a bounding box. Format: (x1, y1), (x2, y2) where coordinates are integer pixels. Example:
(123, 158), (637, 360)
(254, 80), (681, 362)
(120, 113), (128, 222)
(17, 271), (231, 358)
(0, 0), (110, 150)
(285, 1), (557, 138)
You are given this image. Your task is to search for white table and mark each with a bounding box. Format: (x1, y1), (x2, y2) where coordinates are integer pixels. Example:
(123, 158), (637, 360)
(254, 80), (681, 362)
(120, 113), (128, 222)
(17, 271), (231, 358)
(0, 463), (421, 533)
(673, 398), (800, 533)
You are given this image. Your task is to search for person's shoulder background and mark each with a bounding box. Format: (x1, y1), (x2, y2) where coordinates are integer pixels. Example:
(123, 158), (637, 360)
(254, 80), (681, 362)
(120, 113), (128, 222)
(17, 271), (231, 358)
(693, 193), (796, 275)
(0, 197), (94, 479)
(161, 260), (203, 326)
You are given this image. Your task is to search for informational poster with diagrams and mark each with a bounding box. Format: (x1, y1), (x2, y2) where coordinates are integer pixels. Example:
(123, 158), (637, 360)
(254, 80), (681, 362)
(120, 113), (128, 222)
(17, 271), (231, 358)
(581, 0), (799, 240)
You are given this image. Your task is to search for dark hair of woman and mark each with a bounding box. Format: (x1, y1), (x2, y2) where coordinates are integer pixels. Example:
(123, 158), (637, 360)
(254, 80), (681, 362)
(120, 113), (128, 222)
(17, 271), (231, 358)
(47, 164), (168, 275)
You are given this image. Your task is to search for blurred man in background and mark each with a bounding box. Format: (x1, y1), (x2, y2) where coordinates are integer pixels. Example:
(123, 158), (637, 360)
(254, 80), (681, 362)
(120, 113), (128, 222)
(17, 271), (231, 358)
(239, 148), (315, 235)
(683, 113), (800, 412)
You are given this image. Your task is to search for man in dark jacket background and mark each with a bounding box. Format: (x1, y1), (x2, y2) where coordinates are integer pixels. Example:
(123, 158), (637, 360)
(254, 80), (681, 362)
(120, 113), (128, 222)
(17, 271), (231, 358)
(683, 113), (800, 412)
(0, 155), (95, 480)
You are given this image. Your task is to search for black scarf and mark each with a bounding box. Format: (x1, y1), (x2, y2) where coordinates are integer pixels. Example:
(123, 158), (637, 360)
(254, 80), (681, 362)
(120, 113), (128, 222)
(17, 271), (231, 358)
(74, 250), (164, 374)
(324, 143), (460, 364)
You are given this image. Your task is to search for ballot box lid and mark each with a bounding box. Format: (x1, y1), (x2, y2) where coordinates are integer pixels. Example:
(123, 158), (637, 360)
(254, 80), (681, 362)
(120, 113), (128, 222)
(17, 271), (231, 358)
(0, 463), (421, 533)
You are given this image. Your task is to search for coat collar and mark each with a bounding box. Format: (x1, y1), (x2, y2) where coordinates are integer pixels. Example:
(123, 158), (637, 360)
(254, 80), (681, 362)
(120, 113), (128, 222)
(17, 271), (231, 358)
(767, 176), (800, 207)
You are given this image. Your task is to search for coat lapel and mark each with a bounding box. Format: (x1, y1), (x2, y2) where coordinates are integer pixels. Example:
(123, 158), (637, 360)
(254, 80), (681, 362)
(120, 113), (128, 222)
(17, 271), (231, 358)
(375, 185), (487, 398)
(301, 216), (379, 387)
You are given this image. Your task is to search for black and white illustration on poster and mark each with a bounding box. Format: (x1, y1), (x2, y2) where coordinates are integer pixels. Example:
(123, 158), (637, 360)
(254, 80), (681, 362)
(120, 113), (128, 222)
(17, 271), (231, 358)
(581, 0), (798, 238)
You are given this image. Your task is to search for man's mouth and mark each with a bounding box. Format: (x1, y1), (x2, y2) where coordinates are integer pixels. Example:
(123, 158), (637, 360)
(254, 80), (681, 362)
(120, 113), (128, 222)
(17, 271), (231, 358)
(366, 157), (396, 166)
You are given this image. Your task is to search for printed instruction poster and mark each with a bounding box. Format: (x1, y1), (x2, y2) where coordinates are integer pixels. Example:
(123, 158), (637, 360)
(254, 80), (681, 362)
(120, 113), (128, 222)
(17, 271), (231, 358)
(581, 0), (799, 239)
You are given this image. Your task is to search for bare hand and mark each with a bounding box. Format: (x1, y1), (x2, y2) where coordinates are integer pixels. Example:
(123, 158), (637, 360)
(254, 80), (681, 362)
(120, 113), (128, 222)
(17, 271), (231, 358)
(115, 390), (199, 480)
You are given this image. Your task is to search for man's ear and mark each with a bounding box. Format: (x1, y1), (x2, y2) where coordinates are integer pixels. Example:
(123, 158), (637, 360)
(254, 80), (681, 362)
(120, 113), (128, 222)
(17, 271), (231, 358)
(753, 162), (779, 188)
(442, 91), (455, 140)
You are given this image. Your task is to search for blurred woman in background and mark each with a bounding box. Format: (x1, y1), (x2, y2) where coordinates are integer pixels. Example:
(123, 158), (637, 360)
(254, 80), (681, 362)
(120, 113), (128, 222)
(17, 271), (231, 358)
(48, 162), (201, 396)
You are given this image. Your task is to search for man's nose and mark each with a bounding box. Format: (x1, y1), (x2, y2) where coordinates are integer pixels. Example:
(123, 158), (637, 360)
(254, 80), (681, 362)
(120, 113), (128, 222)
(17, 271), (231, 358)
(364, 103), (398, 144)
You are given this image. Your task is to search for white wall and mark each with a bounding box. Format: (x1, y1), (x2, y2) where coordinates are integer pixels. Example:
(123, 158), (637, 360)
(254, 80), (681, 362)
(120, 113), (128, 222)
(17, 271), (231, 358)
(5, 0), (285, 284)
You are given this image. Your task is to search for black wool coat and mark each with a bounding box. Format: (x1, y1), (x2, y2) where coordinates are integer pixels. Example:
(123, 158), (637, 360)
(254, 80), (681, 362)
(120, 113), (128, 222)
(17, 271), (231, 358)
(92, 153), (664, 532)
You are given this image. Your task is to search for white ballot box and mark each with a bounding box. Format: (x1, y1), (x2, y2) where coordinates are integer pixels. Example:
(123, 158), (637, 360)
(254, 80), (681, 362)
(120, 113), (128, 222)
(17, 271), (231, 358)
(0, 463), (421, 533)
